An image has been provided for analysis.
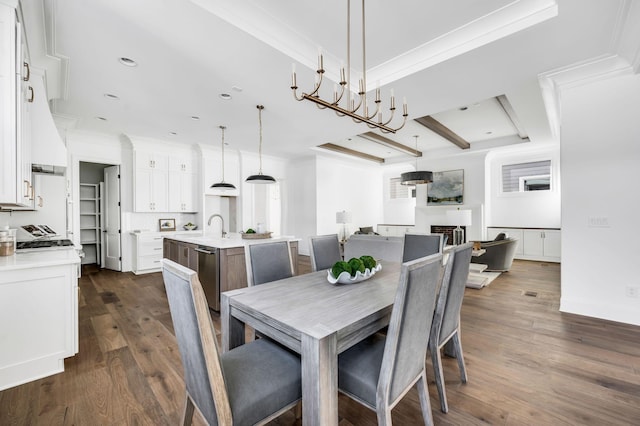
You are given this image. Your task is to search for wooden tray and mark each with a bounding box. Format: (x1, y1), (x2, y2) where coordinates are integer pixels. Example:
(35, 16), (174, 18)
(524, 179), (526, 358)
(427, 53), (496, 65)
(240, 232), (272, 240)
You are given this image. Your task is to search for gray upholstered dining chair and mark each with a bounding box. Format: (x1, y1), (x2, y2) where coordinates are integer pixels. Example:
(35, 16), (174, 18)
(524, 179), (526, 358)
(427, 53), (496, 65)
(402, 233), (445, 263)
(160, 259), (302, 425)
(337, 254), (443, 425)
(308, 234), (342, 271)
(429, 242), (473, 413)
(245, 240), (294, 286)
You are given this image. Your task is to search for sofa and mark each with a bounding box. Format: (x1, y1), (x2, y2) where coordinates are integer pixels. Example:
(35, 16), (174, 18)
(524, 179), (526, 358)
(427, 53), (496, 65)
(470, 235), (519, 272)
(343, 235), (403, 263)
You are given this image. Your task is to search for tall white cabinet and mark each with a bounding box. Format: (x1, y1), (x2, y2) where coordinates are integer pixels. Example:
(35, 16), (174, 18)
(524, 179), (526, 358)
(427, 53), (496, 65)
(0, 2), (33, 208)
(132, 142), (197, 213)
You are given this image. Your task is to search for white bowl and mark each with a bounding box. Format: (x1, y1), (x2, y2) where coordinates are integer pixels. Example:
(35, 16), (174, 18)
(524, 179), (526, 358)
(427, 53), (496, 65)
(327, 263), (382, 285)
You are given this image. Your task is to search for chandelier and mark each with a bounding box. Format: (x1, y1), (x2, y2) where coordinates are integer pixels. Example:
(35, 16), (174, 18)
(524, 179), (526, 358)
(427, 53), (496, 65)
(291, 0), (408, 134)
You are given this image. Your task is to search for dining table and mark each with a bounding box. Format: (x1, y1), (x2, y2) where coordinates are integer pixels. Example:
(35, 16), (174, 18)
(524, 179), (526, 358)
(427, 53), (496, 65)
(221, 261), (402, 426)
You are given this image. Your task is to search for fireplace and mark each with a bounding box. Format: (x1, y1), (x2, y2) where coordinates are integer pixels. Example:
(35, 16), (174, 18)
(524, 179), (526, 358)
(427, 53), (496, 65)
(431, 225), (467, 245)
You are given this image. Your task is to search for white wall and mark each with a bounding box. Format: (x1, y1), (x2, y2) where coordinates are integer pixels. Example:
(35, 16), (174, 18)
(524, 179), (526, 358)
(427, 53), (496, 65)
(286, 156), (317, 255)
(413, 151), (487, 241)
(559, 71), (640, 326)
(486, 144), (561, 230)
(381, 164), (416, 225)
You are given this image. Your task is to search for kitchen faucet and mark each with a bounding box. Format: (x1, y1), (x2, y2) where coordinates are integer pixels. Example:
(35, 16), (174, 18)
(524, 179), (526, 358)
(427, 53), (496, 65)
(207, 214), (226, 238)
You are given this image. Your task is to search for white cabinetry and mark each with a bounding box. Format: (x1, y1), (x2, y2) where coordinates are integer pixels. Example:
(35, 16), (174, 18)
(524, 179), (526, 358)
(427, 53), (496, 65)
(168, 155), (196, 212)
(487, 227), (560, 262)
(0, 4), (32, 207)
(134, 151), (168, 212)
(132, 233), (165, 274)
(0, 253), (79, 391)
(377, 224), (414, 237)
(79, 183), (101, 264)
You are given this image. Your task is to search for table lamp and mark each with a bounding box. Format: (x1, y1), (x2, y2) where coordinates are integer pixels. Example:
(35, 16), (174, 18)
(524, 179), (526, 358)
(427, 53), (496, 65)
(446, 209), (472, 245)
(336, 211), (352, 242)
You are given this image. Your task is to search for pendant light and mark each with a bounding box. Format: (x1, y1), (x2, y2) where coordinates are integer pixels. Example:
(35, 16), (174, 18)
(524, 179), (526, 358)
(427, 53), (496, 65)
(246, 105), (276, 184)
(400, 135), (432, 186)
(211, 125), (236, 189)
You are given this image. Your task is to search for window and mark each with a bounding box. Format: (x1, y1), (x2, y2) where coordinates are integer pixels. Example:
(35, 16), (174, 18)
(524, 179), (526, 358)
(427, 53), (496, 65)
(502, 160), (551, 192)
(389, 177), (411, 199)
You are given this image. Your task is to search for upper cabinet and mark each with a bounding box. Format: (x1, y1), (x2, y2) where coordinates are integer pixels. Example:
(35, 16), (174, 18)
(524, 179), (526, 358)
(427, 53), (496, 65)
(132, 143), (198, 213)
(0, 3), (32, 207)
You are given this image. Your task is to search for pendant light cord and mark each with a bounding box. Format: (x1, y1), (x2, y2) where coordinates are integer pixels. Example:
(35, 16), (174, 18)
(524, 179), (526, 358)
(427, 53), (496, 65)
(220, 126), (226, 182)
(257, 105), (264, 174)
(414, 135), (419, 170)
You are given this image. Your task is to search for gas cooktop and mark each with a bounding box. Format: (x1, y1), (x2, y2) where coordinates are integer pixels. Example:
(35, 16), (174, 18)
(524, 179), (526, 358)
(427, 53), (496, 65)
(16, 239), (74, 250)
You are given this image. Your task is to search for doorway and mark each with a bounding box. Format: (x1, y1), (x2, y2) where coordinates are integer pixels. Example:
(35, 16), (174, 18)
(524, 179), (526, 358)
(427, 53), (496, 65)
(79, 162), (122, 270)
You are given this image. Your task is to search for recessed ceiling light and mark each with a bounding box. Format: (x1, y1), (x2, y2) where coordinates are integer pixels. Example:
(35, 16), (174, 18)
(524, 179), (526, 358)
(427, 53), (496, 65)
(191, 116), (200, 120)
(96, 116), (107, 121)
(459, 106), (468, 111)
(118, 57), (137, 67)
(232, 86), (243, 92)
(486, 131), (493, 135)
(169, 131), (177, 136)
(219, 93), (232, 100)
(104, 93), (119, 100)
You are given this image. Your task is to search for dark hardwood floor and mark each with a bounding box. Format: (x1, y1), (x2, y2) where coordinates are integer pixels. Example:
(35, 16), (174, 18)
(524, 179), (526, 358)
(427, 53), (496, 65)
(2, 258), (640, 425)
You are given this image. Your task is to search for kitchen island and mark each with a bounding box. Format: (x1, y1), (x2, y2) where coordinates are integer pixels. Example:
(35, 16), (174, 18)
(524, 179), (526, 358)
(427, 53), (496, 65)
(0, 249), (80, 391)
(163, 234), (300, 310)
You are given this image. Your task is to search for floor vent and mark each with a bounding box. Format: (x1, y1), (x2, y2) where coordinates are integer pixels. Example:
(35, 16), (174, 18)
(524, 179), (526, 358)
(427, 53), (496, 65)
(524, 291), (538, 297)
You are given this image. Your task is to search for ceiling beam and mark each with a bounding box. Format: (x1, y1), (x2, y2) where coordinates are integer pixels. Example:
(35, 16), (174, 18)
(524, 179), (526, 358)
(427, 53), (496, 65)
(414, 116), (471, 150)
(359, 132), (421, 157)
(496, 95), (529, 140)
(318, 143), (385, 164)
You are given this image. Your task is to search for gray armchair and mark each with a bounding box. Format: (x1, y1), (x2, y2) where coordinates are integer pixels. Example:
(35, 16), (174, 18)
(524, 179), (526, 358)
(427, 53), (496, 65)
(470, 237), (519, 272)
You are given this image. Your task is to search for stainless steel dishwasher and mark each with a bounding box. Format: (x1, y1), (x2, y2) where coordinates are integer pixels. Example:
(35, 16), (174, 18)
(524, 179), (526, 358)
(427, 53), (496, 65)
(195, 246), (220, 311)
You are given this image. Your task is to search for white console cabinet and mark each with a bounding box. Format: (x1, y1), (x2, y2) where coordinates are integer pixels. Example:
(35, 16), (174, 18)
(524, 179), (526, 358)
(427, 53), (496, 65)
(487, 227), (560, 262)
(377, 224), (415, 237)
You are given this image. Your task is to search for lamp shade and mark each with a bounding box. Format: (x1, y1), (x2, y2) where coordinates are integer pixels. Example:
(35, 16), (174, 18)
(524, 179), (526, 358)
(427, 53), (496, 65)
(245, 173), (276, 184)
(211, 181), (236, 189)
(446, 209), (472, 226)
(336, 211), (352, 224)
(400, 170), (433, 186)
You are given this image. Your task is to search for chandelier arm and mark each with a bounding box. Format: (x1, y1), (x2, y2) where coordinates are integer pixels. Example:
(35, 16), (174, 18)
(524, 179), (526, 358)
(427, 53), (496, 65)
(333, 83), (347, 105)
(291, 86), (306, 101)
(364, 99), (381, 120)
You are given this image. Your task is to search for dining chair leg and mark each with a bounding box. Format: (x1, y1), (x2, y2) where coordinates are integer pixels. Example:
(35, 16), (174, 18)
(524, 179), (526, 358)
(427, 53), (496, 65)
(416, 371), (435, 426)
(181, 394), (195, 426)
(451, 331), (468, 383)
(430, 342), (449, 413)
(376, 406), (393, 426)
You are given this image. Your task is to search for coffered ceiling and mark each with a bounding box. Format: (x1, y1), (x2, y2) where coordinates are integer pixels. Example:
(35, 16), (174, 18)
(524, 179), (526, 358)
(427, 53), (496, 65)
(23, 0), (638, 164)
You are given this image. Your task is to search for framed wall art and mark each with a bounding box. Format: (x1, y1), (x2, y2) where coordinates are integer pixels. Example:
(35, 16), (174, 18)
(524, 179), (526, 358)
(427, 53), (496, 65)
(159, 218), (176, 232)
(427, 169), (464, 205)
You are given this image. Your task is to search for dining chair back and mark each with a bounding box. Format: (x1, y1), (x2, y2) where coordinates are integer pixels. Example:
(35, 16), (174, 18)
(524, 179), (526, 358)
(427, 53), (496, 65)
(338, 254), (442, 425)
(161, 259), (301, 425)
(309, 234), (342, 271)
(402, 233), (445, 263)
(429, 242), (473, 413)
(246, 241), (294, 286)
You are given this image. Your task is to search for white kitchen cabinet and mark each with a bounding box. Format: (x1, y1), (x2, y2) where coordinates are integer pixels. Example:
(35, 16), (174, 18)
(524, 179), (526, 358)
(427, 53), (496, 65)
(132, 233), (165, 274)
(487, 227), (560, 262)
(168, 153), (197, 212)
(522, 229), (561, 262)
(134, 151), (169, 212)
(0, 252), (79, 391)
(0, 4), (32, 207)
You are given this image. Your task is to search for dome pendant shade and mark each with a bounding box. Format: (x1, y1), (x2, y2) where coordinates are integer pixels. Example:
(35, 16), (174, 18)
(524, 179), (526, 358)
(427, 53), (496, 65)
(246, 105), (276, 184)
(245, 173), (276, 184)
(211, 125), (237, 190)
(400, 171), (433, 186)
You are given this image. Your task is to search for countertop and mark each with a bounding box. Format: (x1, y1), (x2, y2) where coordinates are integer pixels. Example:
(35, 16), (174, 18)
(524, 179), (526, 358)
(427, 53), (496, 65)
(163, 233), (301, 249)
(0, 248), (81, 272)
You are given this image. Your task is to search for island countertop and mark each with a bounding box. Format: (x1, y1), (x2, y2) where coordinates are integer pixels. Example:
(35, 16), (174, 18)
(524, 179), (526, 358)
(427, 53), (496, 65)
(162, 233), (300, 249)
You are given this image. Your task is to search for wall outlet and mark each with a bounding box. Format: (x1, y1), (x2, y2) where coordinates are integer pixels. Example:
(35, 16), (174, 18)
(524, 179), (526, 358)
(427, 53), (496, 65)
(625, 286), (640, 298)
